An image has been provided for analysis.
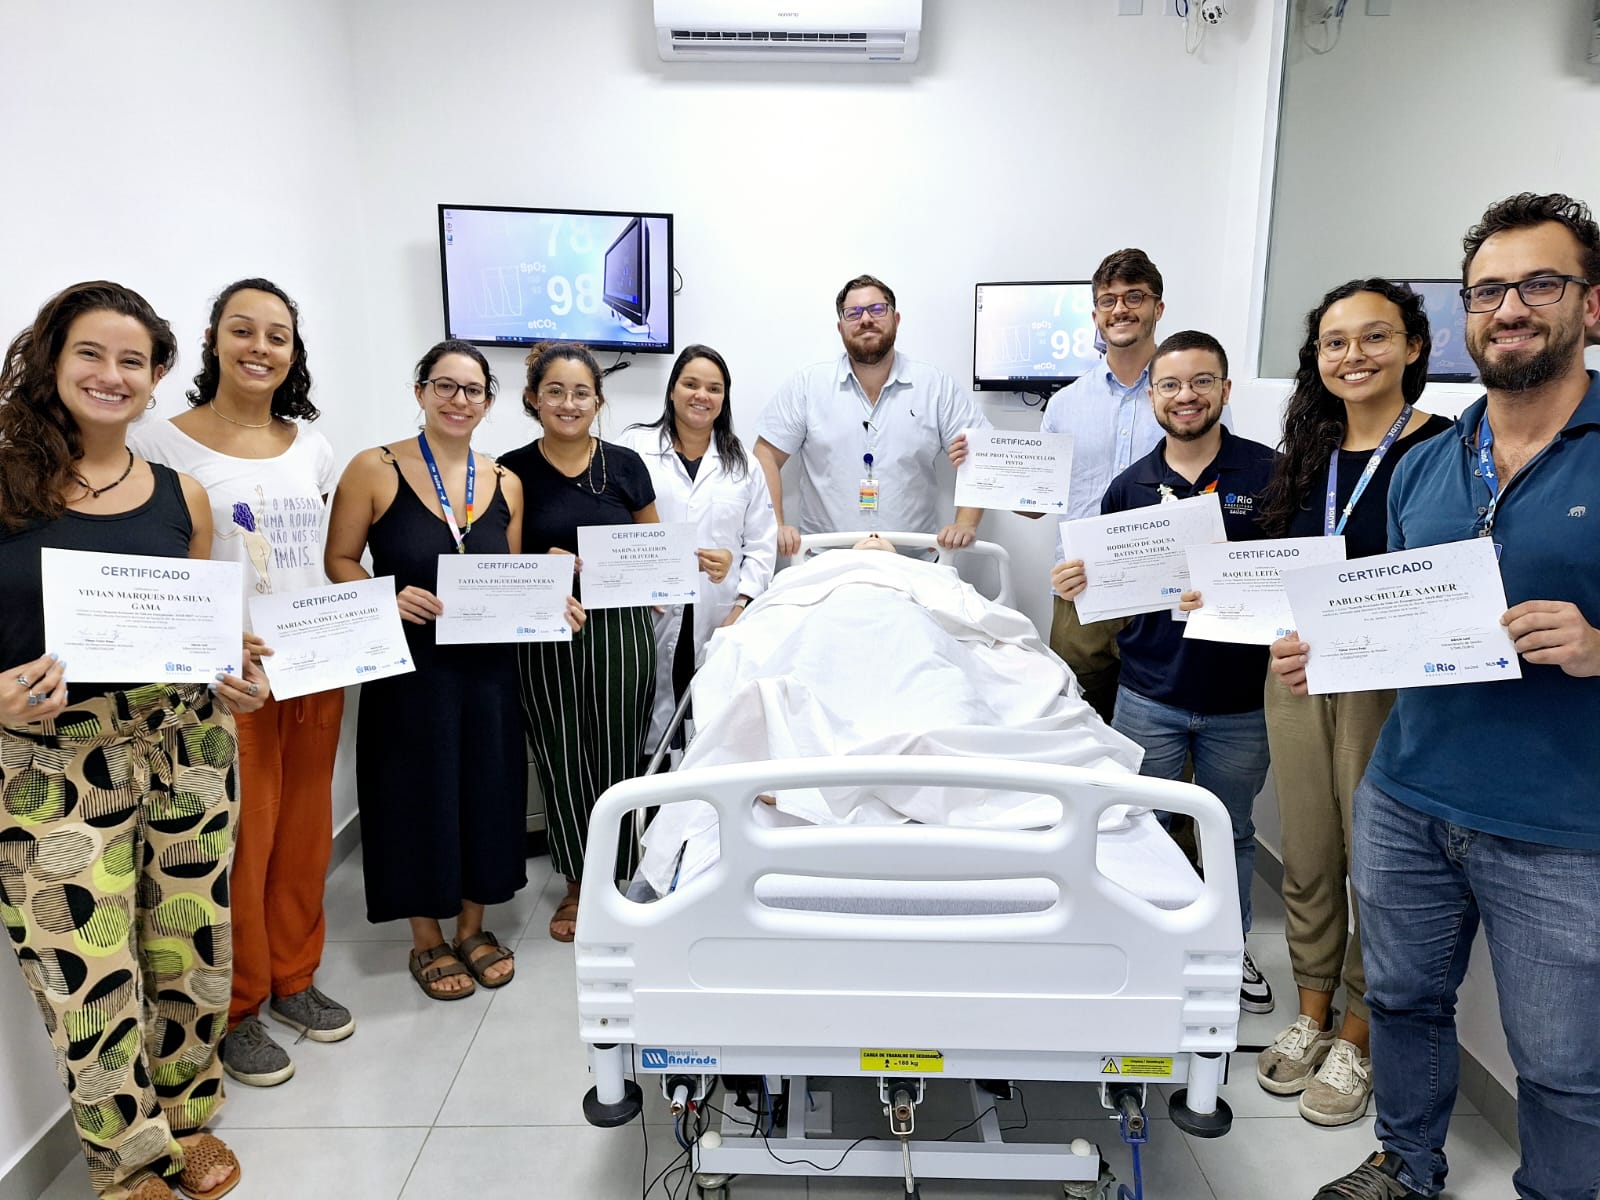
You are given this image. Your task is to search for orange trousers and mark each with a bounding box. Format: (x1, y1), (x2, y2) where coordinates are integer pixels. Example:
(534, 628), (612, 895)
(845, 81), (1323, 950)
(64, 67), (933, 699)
(228, 689), (345, 1027)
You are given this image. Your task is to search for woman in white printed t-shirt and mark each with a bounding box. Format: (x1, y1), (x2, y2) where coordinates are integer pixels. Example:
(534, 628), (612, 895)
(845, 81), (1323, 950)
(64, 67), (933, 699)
(129, 278), (350, 1091)
(619, 343), (777, 750)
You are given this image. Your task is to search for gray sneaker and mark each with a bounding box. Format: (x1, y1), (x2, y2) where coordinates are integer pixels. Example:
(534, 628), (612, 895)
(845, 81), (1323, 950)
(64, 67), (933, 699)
(220, 1014), (294, 1087)
(1299, 1039), (1373, 1127)
(1257, 1013), (1337, 1094)
(270, 985), (356, 1043)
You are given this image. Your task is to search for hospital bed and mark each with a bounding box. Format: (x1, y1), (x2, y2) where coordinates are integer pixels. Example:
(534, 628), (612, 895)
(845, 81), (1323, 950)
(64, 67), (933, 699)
(576, 535), (1242, 1199)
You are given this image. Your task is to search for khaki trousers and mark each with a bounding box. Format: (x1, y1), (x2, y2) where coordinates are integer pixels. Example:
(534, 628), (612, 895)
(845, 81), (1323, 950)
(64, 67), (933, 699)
(1264, 674), (1395, 1020)
(1047, 597), (1129, 725)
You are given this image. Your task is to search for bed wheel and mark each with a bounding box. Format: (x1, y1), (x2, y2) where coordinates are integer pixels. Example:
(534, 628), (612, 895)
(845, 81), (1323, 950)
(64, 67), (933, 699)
(1166, 1089), (1234, 1138)
(695, 1174), (729, 1200)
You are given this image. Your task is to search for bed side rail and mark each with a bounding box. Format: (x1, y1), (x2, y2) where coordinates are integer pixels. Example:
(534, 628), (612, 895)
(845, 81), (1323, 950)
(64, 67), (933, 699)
(794, 531), (1014, 607)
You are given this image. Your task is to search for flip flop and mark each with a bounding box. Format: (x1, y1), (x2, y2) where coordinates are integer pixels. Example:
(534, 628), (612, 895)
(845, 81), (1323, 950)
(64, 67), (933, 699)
(454, 930), (515, 988)
(409, 943), (476, 1000)
(549, 895), (579, 943)
(175, 1132), (241, 1200)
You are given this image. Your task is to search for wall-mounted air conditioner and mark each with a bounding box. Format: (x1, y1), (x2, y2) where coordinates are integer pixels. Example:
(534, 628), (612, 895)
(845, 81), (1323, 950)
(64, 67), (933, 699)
(654, 0), (922, 64)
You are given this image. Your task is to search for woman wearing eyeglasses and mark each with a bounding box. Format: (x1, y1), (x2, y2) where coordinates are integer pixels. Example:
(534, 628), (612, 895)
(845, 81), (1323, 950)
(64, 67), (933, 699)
(130, 278), (352, 1086)
(2, 281), (271, 1200)
(619, 344), (776, 752)
(498, 342), (659, 942)
(326, 340), (552, 999)
(1249, 280), (1450, 1126)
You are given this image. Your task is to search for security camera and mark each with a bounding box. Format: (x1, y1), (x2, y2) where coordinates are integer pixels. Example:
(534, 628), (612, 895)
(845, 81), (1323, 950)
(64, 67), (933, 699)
(1199, 0), (1228, 24)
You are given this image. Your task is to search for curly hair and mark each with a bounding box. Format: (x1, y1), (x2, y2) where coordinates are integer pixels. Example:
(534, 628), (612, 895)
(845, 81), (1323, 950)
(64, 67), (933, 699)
(1091, 248), (1164, 302)
(625, 343), (748, 478)
(522, 342), (604, 422)
(0, 282), (178, 530)
(1463, 192), (1600, 285)
(187, 277), (319, 421)
(1259, 279), (1431, 537)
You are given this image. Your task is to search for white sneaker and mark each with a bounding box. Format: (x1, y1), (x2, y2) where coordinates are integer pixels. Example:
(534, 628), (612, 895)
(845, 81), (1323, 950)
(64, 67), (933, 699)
(1240, 949), (1275, 1014)
(1299, 1038), (1372, 1127)
(1256, 1014), (1337, 1094)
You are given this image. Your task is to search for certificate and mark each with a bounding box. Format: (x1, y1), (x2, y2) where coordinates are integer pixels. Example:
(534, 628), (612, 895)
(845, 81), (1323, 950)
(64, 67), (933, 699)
(41, 549), (243, 683)
(1183, 537), (1348, 646)
(249, 577), (414, 700)
(1061, 493), (1226, 622)
(1282, 538), (1522, 694)
(953, 428), (1075, 514)
(577, 523), (699, 610)
(435, 554), (574, 644)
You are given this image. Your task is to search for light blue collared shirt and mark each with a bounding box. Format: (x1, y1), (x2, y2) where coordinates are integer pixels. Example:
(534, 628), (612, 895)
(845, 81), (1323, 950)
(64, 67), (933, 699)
(1040, 359), (1165, 525)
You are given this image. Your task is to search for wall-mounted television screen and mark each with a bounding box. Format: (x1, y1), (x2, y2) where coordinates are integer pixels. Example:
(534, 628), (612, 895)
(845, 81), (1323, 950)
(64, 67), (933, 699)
(439, 204), (674, 353)
(1397, 279), (1475, 383)
(973, 281), (1103, 394)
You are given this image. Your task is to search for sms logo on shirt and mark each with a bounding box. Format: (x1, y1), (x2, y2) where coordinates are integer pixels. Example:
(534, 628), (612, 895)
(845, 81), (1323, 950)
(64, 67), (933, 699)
(1223, 493), (1257, 517)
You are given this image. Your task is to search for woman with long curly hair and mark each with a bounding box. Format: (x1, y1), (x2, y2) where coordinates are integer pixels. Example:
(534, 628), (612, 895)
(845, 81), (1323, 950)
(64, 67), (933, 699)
(0, 281), (270, 1200)
(130, 279), (350, 1088)
(1252, 279), (1451, 1126)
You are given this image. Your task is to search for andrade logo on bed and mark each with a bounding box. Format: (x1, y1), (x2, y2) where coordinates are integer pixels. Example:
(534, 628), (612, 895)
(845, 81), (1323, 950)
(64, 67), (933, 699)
(638, 1046), (721, 1071)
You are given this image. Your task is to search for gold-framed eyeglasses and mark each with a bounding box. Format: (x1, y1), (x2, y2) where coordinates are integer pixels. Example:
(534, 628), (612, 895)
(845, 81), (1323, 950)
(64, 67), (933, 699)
(423, 378), (489, 405)
(1153, 373), (1223, 398)
(538, 384), (597, 407)
(1095, 288), (1158, 311)
(1316, 327), (1408, 359)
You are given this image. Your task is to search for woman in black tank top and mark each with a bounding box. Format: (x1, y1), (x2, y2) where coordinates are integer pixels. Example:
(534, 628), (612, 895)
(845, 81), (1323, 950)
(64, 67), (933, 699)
(325, 340), (585, 1002)
(0, 283), (269, 1200)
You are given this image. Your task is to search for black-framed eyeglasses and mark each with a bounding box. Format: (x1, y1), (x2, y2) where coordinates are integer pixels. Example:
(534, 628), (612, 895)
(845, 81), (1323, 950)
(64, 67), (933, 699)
(1316, 327), (1409, 359)
(839, 302), (893, 323)
(1094, 288), (1159, 312)
(1459, 274), (1591, 313)
(1153, 373), (1223, 398)
(424, 378), (488, 405)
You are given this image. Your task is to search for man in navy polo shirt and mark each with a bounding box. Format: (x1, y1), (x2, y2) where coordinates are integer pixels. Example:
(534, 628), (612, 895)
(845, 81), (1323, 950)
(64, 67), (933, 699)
(1052, 329), (1279, 1015)
(1301, 194), (1600, 1200)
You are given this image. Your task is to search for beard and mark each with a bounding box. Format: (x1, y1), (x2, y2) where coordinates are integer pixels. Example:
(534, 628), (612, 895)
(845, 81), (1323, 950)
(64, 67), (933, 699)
(1157, 406), (1222, 441)
(1100, 309), (1154, 348)
(845, 324), (897, 366)
(1470, 316), (1584, 392)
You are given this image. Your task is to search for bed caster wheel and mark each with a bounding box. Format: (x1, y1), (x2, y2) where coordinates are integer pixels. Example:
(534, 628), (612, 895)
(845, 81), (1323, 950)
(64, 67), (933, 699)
(695, 1171), (731, 1199)
(582, 1078), (643, 1127)
(1166, 1089), (1233, 1138)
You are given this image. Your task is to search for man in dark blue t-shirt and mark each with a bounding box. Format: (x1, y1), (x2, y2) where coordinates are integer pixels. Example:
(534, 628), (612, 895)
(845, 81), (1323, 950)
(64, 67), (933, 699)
(1052, 330), (1279, 1016)
(1301, 194), (1600, 1200)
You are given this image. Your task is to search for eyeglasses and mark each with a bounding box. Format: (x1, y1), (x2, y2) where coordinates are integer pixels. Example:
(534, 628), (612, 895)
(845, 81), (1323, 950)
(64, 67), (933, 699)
(538, 384), (597, 406)
(423, 378), (488, 404)
(1315, 327), (1408, 359)
(1094, 288), (1159, 312)
(1153, 373), (1223, 399)
(1460, 274), (1591, 313)
(839, 302), (893, 323)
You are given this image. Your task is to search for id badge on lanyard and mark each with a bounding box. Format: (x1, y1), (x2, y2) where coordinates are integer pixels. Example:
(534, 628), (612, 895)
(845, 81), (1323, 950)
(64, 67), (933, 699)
(859, 452), (879, 518)
(1476, 413), (1504, 562)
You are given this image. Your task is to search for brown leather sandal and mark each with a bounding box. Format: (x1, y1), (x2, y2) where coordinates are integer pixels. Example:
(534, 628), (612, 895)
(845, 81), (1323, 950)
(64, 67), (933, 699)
(128, 1176), (177, 1200)
(454, 930), (515, 988)
(549, 895), (579, 943)
(409, 943), (476, 1000)
(175, 1132), (241, 1200)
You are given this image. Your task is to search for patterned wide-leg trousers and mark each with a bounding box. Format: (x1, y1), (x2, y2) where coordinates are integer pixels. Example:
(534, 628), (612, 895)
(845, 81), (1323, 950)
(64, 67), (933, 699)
(0, 684), (238, 1200)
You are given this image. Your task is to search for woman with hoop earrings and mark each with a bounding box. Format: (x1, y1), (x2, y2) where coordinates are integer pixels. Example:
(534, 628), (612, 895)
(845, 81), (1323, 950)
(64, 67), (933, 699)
(498, 342), (659, 943)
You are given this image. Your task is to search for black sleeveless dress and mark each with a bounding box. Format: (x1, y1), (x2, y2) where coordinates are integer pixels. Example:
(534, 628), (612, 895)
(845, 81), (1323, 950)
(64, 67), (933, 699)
(354, 460), (527, 923)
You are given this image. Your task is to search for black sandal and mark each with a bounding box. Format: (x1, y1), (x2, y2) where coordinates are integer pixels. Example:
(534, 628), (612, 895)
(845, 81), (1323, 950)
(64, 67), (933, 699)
(454, 930), (515, 988)
(409, 943), (476, 1000)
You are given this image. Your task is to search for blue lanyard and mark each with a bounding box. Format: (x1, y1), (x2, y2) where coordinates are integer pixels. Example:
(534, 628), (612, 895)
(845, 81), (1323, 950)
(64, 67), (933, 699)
(1324, 404), (1412, 537)
(418, 432), (473, 551)
(1476, 412), (1501, 537)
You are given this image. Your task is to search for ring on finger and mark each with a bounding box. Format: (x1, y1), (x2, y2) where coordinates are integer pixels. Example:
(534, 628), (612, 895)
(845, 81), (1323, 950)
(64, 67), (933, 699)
(246, 682), (259, 698)
(26, 691), (42, 707)
(16, 674), (30, 688)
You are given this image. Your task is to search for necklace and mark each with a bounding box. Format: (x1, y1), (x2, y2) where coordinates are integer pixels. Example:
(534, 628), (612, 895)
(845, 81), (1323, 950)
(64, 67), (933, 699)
(74, 448), (135, 498)
(541, 437), (608, 495)
(210, 402), (273, 429)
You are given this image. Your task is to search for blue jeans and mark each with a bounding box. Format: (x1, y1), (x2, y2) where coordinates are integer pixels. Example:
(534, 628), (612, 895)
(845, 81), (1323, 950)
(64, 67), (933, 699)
(1111, 686), (1269, 934)
(1352, 773), (1600, 1200)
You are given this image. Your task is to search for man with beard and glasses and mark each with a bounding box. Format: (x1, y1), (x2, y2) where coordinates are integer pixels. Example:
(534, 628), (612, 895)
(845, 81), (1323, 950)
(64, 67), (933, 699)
(1303, 195), (1600, 1200)
(952, 249), (1173, 723)
(754, 273), (988, 558)
(1052, 330), (1279, 1012)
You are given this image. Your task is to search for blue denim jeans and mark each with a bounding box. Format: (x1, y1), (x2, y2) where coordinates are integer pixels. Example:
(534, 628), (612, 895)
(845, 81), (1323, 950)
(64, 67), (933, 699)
(1111, 686), (1269, 934)
(1352, 773), (1600, 1200)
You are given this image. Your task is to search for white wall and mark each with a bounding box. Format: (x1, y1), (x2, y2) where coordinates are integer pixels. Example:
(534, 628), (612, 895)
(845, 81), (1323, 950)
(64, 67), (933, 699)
(1262, 0), (1600, 375)
(0, 0), (370, 1176)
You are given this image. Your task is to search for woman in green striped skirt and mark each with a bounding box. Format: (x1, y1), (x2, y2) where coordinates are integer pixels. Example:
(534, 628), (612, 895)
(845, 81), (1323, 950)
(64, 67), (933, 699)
(498, 342), (658, 942)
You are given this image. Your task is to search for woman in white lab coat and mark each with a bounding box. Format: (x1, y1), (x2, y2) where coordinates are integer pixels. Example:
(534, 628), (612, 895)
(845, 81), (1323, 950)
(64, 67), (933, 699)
(620, 344), (776, 748)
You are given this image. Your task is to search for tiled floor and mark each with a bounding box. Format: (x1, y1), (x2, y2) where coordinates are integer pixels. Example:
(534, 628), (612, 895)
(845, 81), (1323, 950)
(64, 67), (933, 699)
(35, 858), (1521, 1199)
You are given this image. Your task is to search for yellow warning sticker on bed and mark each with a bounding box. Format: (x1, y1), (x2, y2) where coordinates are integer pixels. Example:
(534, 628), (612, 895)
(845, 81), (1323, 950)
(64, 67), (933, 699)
(860, 1049), (945, 1073)
(1100, 1056), (1174, 1077)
